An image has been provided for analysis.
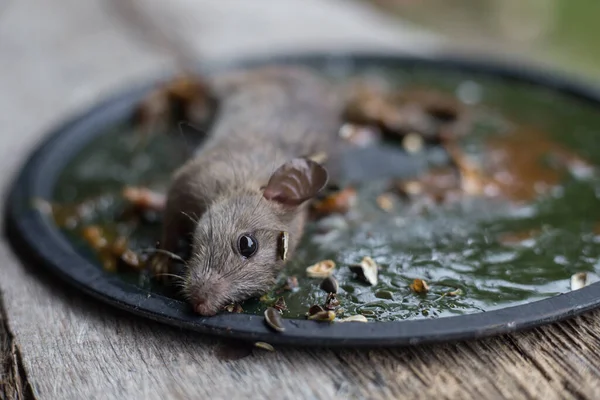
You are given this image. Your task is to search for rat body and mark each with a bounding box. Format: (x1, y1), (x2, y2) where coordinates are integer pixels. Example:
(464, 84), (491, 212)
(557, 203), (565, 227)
(151, 66), (344, 316)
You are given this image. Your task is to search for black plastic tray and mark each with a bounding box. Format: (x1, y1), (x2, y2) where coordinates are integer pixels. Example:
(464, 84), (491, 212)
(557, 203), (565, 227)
(5, 52), (600, 347)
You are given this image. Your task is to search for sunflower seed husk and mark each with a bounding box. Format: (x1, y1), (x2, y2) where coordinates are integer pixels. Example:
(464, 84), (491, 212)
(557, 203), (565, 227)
(571, 272), (588, 291)
(338, 315), (369, 323)
(402, 132), (424, 154)
(319, 276), (339, 294)
(446, 289), (463, 297)
(306, 259), (336, 278)
(410, 278), (429, 293)
(254, 342), (275, 351)
(224, 303), (244, 313)
(278, 231), (289, 261)
(264, 307), (285, 332)
(349, 256), (379, 286)
(324, 293), (340, 310)
(306, 305), (325, 317)
(273, 297), (287, 312)
(308, 310), (336, 322)
(375, 290), (393, 300)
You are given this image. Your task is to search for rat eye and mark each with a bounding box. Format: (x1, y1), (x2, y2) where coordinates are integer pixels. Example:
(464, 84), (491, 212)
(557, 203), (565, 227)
(238, 234), (258, 258)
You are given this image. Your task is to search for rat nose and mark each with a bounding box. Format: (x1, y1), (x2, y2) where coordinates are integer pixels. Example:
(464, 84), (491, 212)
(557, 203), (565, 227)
(194, 298), (217, 316)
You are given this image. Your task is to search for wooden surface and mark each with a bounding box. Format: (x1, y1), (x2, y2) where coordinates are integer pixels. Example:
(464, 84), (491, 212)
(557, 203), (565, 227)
(1, 1), (600, 399)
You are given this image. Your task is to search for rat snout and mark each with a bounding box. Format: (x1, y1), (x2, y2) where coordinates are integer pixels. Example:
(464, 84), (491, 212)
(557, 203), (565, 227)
(194, 297), (217, 316)
(189, 279), (230, 317)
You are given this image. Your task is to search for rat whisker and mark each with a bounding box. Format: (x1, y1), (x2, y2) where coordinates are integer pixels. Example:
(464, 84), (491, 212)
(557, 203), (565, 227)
(139, 248), (186, 264)
(180, 210), (199, 224)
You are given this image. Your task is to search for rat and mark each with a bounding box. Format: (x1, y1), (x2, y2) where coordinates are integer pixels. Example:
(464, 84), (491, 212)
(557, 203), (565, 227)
(109, 0), (350, 316)
(144, 66), (345, 316)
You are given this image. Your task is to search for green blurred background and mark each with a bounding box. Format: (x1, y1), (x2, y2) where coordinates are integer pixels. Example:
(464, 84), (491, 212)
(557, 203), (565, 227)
(367, 0), (600, 80)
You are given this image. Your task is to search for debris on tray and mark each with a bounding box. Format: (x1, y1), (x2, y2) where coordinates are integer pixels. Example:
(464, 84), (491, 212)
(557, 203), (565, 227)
(278, 231), (289, 261)
(311, 187), (357, 218)
(375, 290), (393, 300)
(571, 272), (588, 291)
(402, 132), (425, 154)
(264, 307), (285, 332)
(224, 304), (244, 313)
(343, 83), (471, 142)
(254, 342), (275, 352)
(319, 276), (339, 294)
(324, 293), (340, 310)
(282, 276), (299, 292)
(122, 186), (166, 212)
(273, 297), (288, 312)
(119, 248), (142, 269)
(391, 166), (462, 205)
(446, 289), (463, 297)
(307, 310), (336, 322)
(338, 123), (381, 147)
(306, 260), (336, 278)
(349, 256), (379, 286)
(410, 279), (430, 294)
(82, 225), (108, 250)
(498, 229), (540, 246)
(259, 293), (276, 305)
(443, 127), (594, 203)
(306, 305), (326, 317)
(376, 193), (395, 212)
(337, 315), (369, 323)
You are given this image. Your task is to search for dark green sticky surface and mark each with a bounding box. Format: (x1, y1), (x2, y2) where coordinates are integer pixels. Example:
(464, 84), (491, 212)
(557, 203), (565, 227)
(52, 63), (600, 321)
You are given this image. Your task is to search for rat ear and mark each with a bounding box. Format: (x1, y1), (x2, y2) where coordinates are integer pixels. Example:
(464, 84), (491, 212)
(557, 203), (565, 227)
(263, 158), (329, 206)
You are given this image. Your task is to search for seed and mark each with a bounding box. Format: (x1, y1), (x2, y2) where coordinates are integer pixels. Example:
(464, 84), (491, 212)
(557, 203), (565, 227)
(446, 289), (463, 297)
(410, 278), (429, 293)
(306, 260), (336, 278)
(375, 290), (393, 300)
(338, 315), (369, 323)
(264, 307), (285, 332)
(402, 132), (424, 154)
(278, 231), (289, 261)
(273, 297), (287, 312)
(308, 310), (336, 322)
(376, 194), (394, 212)
(120, 249), (141, 269)
(571, 272), (588, 291)
(349, 256), (379, 286)
(402, 180), (423, 196)
(82, 225), (107, 250)
(306, 305), (325, 317)
(254, 342), (275, 352)
(224, 304), (244, 313)
(324, 293), (340, 310)
(319, 276), (339, 294)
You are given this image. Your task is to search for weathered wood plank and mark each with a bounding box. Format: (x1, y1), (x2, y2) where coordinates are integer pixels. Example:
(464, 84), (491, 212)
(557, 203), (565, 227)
(3, 1), (600, 399)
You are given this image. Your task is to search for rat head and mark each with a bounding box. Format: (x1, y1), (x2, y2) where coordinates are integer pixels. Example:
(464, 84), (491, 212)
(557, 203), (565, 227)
(183, 158), (328, 316)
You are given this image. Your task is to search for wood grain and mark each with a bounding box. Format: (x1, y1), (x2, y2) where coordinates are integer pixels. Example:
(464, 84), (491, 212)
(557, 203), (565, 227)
(0, 295), (33, 400)
(2, 0), (599, 399)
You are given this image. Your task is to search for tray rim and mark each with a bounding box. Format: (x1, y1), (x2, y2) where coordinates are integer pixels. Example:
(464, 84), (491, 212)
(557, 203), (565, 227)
(5, 50), (600, 348)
